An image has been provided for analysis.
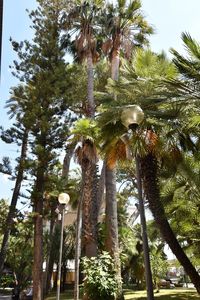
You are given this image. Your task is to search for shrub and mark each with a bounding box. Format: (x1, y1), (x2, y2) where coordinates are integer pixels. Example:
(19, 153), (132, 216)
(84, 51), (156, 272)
(82, 251), (119, 300)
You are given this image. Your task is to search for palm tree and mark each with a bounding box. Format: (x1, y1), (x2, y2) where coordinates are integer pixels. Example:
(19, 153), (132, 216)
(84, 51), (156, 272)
(98, 4), (153, 297)
(103, 2), (152, 291)
(65, 1), (105, 262)
(139, 151), (200, 294)
(72, 118), (100, 257)
(97, 48), (200, 293)
(66, 0), (104, 117)
(101, 0), (153, 79)
(160, 154), (200, 266)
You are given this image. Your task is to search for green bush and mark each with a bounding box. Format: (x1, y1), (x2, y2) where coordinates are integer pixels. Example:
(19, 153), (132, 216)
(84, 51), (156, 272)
(0, 273), (15, 288)
(82, 252), (118, 300)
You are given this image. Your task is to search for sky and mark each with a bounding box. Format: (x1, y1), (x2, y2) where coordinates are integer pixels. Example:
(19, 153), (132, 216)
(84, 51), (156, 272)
(1, 0), (200, 199)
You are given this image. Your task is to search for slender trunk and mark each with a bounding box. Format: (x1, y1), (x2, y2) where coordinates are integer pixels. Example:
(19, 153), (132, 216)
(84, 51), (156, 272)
(96, 161), (106, 219)
(44, 142), (74, 296)
(44, 205), (57, 295)
(56, 205), (65, 300)
(82, 51), (98, 258)
(111, 50), (120, 81)
(62, 264), (67, 291)
(105, 163), (122, 300)
(62, 143), (75, 177)
(140, 152), (200, 294)
(80, 47), (98, 300)
(74, 194), (83, 300)
(135, 156), (154, 300)
(33, 162), (45, 300)
(86, 52), (95, 117)
(0, 129), (28, 276)
(105, 44), (123, 299)
(82, 159), (98, 258)
(33, 194), (43, 300)
(105, 165), (118, 254)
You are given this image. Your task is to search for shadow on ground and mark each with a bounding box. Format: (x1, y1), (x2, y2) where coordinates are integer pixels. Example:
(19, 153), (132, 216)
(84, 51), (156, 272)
(124, 289), (199, 300)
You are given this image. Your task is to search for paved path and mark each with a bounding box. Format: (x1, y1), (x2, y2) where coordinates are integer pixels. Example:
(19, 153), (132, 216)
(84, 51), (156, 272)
(0, 295), (12, 300)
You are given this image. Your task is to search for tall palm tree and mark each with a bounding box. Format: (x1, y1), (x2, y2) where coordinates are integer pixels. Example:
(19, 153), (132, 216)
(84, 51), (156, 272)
(66, 0), (103, 117)
(65, 1), (104, 261)
(71, 118), (99, 257)
(97, 48), (200, 294)
(101, 0), (153, 79)
(160, 154), (200, 267)
(100, 4), (153, 297)
(139, 151), (200, 294)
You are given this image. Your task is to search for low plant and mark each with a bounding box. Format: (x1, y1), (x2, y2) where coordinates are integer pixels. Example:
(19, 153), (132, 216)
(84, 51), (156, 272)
(82, 251), (119, 300)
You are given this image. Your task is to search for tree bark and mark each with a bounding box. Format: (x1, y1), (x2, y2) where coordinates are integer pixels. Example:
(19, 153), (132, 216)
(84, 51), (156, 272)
(44, 204), (57, 296)
(81, 51), (98, 258)
(105, 164), (123, 300)
(62, 143), (75, 177)
(74, 193), (83, 300)
(104, 41), (123, 300)
(140, 152), (200, 294)
(111, 50), (120, 81)
(33, 165), (45, 300)
(96, 161), (106, 219)
(135, 156), (154, 300)
(86, 51), (95, 117)
(105, 165), (119, 254)
(0, 129), (28, 277)
(82, 159), (98, 258)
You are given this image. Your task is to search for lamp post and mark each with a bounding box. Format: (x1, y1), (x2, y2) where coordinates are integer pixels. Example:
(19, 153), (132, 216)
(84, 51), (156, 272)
(121, 105), (154, 300)
(56, 193), (70, 300)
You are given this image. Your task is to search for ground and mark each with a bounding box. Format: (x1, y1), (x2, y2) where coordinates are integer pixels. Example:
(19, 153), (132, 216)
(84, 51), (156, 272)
(44, 289), (199, 300)
(124, 289), (199, 299)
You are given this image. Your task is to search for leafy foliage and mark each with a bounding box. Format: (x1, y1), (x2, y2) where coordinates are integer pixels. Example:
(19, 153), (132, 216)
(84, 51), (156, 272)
(82, 252), (119, 300)
(0, 199), (9, 234)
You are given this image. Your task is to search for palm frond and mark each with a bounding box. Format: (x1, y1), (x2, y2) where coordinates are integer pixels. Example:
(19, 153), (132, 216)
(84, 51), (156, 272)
(182, 32), (200, 61)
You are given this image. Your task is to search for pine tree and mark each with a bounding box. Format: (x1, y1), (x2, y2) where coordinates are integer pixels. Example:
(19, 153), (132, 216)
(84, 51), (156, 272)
(0, 85), (31, 277)
(8, 1), (73, 299)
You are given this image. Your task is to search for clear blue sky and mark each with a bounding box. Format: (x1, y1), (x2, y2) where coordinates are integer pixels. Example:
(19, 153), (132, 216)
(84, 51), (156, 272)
(1, 0), (200, 200)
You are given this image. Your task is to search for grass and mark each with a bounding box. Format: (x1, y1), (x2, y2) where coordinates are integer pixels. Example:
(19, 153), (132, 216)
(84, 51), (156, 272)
(45, 290), (74, 300)
(124, 289), (199, 300)
(45, 289), (200, 300)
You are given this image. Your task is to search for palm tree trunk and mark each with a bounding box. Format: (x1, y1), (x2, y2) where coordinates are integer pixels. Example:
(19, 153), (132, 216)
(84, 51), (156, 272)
(105, 41), (123, 299)
(82, 159), (98, 258)
(62, 143), (75, 177)
(0, 129), (28, 276)
(86, 51), (95, 117)
(104, 43), (123, 299)
(111, 49), (120, 81)
(140, 152), (200, 294)
(135, 156), (154, 300)
(81, 51), (98, 259)
(74, 193), (83, 300)
(96, 161), (106, 218)
(105, 163), (123, 300)
(105, 165), (119, 255)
